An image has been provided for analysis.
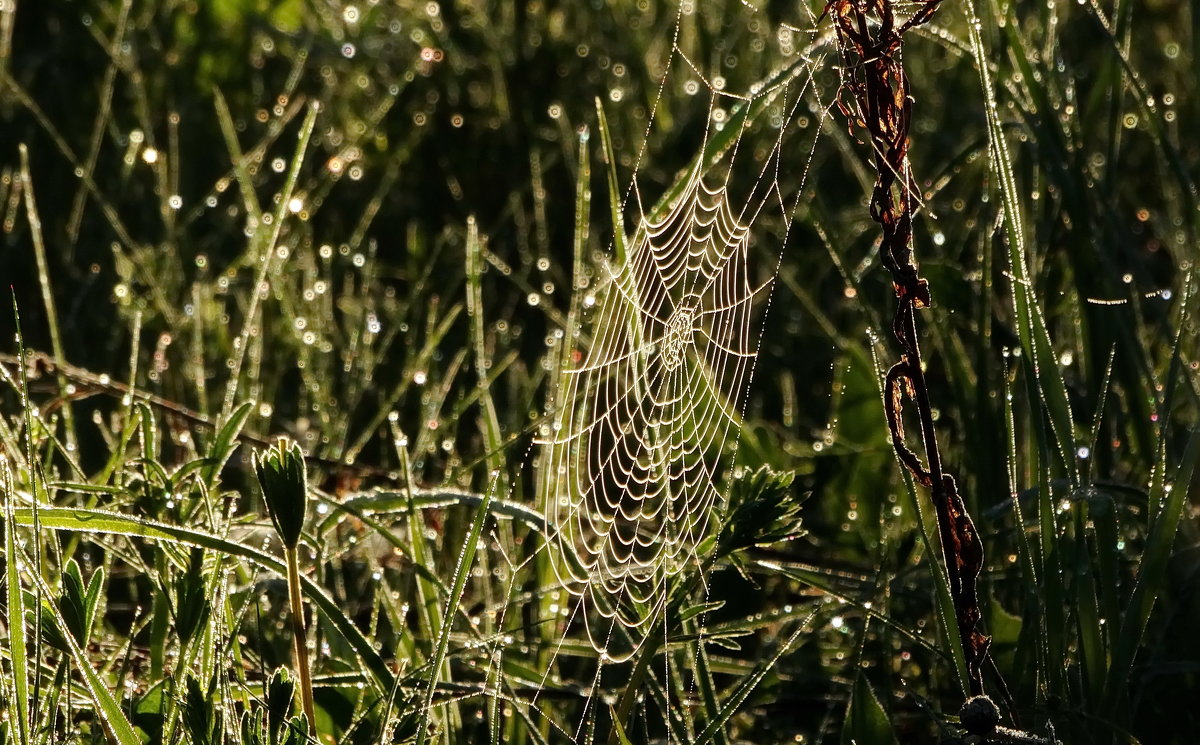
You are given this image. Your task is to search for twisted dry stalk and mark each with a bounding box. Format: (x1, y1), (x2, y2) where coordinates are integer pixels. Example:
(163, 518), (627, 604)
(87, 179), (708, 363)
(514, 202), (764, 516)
(823, 0), (991, 696)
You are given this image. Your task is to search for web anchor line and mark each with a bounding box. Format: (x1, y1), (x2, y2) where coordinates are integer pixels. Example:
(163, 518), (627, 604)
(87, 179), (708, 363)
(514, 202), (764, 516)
(823, 0), (991, 697)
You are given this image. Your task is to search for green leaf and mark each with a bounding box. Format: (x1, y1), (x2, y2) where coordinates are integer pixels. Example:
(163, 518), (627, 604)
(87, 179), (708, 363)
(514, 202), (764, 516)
(717, 466), (806, 556)
(183, 676), (219, 745)
(677, 600), (725, 625)
(133, 682), (167, 742)
(266, 667), (297, 745)
(201, 400), (254, 486)
(33, 559), (98, 654)
(26, 561), (142, 745)
(62, 560), (89, 643)
(280, 715), (309, 745)
(240, 710), (267, 745)
(841, 675), (898, 745)
(172, 547), (211, 645)
(83, 563), (106, 643)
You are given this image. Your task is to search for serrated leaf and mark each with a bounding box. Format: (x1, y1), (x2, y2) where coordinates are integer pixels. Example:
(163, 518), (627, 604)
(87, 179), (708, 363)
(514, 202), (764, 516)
(842, 675), (897, 745)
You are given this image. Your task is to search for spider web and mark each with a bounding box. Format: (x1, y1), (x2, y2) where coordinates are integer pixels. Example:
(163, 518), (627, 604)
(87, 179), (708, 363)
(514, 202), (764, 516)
(524, 0), (834, 700)
(461, 4), (839, 742)
(540, 163), (763, 659)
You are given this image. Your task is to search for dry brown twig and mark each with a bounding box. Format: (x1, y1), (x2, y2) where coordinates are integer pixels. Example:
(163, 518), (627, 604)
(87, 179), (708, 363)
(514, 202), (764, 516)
(821, 0), (991, 698)
(0, 350), (386, 489)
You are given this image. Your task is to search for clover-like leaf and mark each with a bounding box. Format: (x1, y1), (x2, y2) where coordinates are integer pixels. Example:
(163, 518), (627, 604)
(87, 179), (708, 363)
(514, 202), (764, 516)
(253, 438), (308, 549)
(716, 466), (807, 559)
(266, 667), (297, 745)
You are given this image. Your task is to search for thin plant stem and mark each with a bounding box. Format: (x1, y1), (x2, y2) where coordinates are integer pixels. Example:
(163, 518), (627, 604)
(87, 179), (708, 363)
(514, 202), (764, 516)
(286, 546), (317, 732)
(19, 145), (77, 455)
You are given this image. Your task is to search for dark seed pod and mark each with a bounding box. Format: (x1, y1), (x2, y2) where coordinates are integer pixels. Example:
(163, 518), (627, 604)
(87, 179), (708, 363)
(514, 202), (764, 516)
(254, 438), (308, 549)
(960, 694), (1001, 735)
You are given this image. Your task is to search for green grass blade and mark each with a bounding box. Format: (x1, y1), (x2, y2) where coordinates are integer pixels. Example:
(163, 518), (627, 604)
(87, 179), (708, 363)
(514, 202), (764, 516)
(414, 481), (494, 745)
(841, 674), (898, 745)
(10, 296), (45, 739)
(1078, 1), (1200, 235)
(321, 488), (547, 536)
(1034, 432), (1066, 699)
(19, 144), (77, 455)
(904, 471), (971, 696)
(965, 0), (1077, 483)
(221, 101), (319, 416)
(868, 341), (970, 694)
(212, 88), (263, 221)
(609, 709), (635, 745)
(595, 97), (628, 265)
(3, 460), (31, 745)
(465, 217), (506, 483)
(10, 506), (394, 693)
(396, 438), (443, 660)
(25, 561), (141, 745)
(1072, 503), (1105, 706)
(346, 305), (463, 463)
(1103, 425), (1200, 711)
(692, 631), (731, 745)
(1001, 358), (1042, 673)
(691, 612), (816, 745)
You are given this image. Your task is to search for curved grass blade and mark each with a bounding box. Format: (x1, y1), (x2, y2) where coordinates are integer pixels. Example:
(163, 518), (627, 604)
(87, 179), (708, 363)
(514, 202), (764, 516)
(318, 488), (548, 536)
(413, 482), (494, 745)
(10, 506), (395, 693)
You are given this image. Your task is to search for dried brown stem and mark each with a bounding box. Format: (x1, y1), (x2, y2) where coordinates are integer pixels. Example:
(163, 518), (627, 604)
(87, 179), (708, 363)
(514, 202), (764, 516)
(0, 350), (387, 483)
(823, 0), (990, 696)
